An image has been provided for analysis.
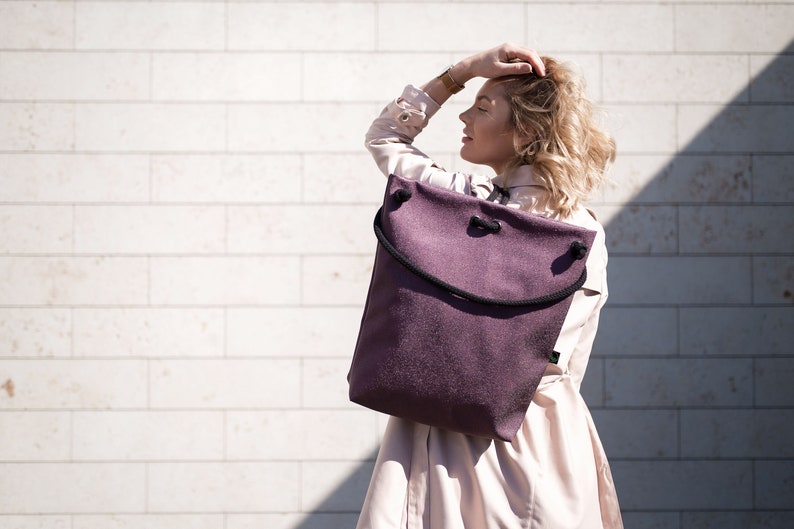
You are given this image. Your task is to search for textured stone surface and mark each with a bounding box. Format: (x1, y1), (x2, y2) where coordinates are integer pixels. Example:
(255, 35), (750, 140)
(0, 1), (790, 524)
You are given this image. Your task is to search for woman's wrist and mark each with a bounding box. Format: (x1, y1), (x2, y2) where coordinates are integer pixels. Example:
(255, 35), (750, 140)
(422, 61), (474, 105)
(449, 60), (475, 85)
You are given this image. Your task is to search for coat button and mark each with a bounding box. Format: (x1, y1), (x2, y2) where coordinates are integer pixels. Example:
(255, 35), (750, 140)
(398, 112), (411, 122)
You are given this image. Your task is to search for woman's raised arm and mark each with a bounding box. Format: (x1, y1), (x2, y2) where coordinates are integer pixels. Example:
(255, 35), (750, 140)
(422, 43), (545, 104)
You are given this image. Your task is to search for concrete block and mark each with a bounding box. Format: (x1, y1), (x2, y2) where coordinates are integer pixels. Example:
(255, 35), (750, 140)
(151, 154), (301, 203)
(593, 307), (678, 357)
(682, 511), (794, 529)
(148, 462), (300, 512)
(676, 5), (794, 52)
(74, 205), (226, 254)
(0, 411), (70, 461)
(607, 256), (751, 305)
(596, 205), (677, 254)
(580, 358), (604, 407)
(301, 255), (374, 306)
(378, 4), (523, 51)
(72, 411), (224, 460)
(679, 104), (794, 153)
(0, 205), (72, 253)
(0, 516), (70, 529)
(604, 54), (749, 103)
(0, 52), (150, 101)
(596, 154), (751, 204)
(149, 256), (301, 305)
(228, 102), (376, 153)
(303, 153), (386, 205)
(152, 52), (301, 101)
(531, 5), (674, 52)
(76, 2), (225, 50)
(304, 52), (447, 102)
(228, 2), (375, 51)
(0, 103), (74, 151)
(73, 308), (224, 358)
(0, 257), (148, 305)
(0, 2), (74, 49)
(0, 359), (148, 410)
(611, 460), (752, 510)
(76, 103), (226, 152)
(755, 358), (794, 406)
(603, 104), (677, 153)
(619, 512), (680, 529)
(753, 256), (794, 304)
(0, 308), (71, 357)
(0, 154), (149, 203)
(751, 54), (794, 103)
(679, 206), (794, 253)
(605, 358), (753, 407)
(227, 205), (374, 254)
(591, 409), (678, 459)
(72, 515), (223, 529)
(680, 307), (794, 356)
(301, 460), (373, 512)
(303, 358), (358, 410)
(681, 409), (794, 458)
(226, 307), (361, 357)
(0, 463), (146, 513)
(226, 410), (378, 461)
(753, 155), (794, 202)
(149, 359), (301, 409)
(227, 513), (361, 529)
(755, 461), (794, 509)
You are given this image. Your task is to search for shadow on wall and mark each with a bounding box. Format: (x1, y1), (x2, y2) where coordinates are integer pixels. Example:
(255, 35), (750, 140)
(586, 39), (794, 528)
(294, 451), (376, 529)
(298, 43), (794, 528)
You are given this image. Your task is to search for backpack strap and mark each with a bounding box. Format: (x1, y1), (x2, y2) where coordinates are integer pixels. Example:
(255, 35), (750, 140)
(485, 184), (511, 205)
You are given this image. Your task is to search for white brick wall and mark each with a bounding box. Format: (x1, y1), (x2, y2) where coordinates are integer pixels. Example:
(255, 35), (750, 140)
(0, 2), (792, 528)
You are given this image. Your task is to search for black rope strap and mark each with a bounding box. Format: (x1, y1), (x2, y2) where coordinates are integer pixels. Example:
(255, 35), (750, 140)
(373, 207), (587, 307)
(485, 184), (511, 205)
(470, 215), (502, 233)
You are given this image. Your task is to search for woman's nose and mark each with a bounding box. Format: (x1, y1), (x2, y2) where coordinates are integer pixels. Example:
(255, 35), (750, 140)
(459, 109), (469, 123)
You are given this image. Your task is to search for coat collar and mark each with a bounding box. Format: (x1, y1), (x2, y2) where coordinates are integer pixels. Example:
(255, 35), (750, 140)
(492, 165), (543, 190)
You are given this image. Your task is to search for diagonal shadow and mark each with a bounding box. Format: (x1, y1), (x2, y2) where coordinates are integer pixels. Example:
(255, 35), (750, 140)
(586, 40), (794, 526)
(297, 43), (793, 528)
(293, 449), (377, 529)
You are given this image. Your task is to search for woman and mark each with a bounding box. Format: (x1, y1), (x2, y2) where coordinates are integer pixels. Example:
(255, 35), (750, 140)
(357, 43), (622, 529)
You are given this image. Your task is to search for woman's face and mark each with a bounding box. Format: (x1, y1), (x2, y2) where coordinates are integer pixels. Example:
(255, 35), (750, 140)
(459, 80), (517, 174)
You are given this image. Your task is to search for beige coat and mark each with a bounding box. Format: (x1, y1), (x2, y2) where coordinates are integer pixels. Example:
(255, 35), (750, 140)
(356, 85), (623, 529)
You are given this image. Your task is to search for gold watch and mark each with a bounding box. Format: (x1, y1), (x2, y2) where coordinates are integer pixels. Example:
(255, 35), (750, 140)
(437, 65), (465, 94)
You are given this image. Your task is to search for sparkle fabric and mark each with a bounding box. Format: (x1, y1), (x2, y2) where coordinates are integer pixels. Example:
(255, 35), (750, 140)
(355, 85), (623, 529)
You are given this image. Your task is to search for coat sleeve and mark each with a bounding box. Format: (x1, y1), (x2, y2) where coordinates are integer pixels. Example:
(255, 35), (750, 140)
(549, 213), (609, 390)
(365, 85), (483, 195)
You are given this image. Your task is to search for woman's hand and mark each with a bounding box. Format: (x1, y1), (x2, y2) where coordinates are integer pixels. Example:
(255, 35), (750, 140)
(421, 43), (544, 106)
(451, 43), (545, 85)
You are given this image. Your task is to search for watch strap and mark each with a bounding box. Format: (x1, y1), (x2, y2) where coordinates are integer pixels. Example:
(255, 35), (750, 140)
(437, 66), (465, 94)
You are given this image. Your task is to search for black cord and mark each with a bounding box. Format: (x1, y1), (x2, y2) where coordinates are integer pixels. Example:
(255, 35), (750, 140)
(373, 208), (587, 307)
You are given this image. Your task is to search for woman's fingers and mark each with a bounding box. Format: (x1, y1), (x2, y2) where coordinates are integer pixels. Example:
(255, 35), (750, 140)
(498, 43), (545, 77)
(453, 44), (545, 85)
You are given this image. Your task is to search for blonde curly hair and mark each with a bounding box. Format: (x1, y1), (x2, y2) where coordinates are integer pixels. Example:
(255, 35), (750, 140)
(498, 57), (616, 217)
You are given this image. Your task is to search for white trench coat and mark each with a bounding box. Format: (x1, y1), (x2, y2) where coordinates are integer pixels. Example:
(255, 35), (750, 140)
(355, 85), (623, 529)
